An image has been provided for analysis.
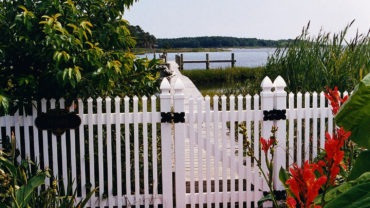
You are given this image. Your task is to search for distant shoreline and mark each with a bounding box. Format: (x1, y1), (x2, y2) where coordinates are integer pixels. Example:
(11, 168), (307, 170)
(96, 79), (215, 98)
(134, 46), (275, 55)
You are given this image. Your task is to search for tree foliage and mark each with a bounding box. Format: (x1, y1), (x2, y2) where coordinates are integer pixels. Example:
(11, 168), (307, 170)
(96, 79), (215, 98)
(128, 25), (157, 48)
(0, 0), (160, 115)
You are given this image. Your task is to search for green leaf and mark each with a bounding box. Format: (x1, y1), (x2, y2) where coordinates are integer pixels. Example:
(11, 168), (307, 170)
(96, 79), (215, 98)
(16, 174), (46, 208)
(349, 150), (370, 180)
(279, 167), (290, 189)
(320, 172), (370, 205)
(335, 73), (370, 149)
(324, 182), (370, 208)
(258, 193), (272, 207)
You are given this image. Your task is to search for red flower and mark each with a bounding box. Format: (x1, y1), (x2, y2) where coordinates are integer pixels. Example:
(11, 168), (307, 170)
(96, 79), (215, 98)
(260, 137), (274, 154)
(287, 197), (297, 208)
(324, 86), (348, 115)
(318, 127), (351, 185)
(286, 162), (327, 208)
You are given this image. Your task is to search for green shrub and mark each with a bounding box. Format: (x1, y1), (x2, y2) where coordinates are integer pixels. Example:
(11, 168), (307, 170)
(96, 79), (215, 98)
(0, 0), (160, 115)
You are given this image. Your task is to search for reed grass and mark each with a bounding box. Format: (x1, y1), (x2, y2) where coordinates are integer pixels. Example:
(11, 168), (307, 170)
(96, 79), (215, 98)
(266, 21), (370, 93)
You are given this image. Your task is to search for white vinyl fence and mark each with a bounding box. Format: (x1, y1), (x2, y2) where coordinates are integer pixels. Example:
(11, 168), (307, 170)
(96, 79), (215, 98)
(0, 76), (347, 207)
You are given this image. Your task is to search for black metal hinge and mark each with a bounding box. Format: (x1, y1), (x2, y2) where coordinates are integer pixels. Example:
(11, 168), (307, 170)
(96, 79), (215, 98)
(263, 109), (286, 121)
(161, 112), (185, 123)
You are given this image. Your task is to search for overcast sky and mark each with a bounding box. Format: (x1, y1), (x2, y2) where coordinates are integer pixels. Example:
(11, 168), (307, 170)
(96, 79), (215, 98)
(124, 0), (370, 40)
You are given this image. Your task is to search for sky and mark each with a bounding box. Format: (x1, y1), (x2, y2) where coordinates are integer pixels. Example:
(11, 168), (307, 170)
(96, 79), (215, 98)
(124, 0), (370, 40)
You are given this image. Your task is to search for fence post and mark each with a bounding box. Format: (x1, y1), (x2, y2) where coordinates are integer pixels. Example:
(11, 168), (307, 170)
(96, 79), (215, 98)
(173, 78), (186, 208)
(231, 53), (235, 68)
(206, 53), (210, 70)
(160, 78), (173, 208)
(260, 76), (274, 192)
(273, 76), (287, 190)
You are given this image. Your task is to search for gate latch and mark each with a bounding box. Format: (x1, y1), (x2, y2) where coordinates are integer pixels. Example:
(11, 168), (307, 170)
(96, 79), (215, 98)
(161, 112), (185, 123)
(263, 109), (286, 121)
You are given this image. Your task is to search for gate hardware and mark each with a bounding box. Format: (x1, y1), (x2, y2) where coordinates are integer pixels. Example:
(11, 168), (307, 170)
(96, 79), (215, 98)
(35, 109), (81, 136)
(161, 112), (185, 123)
(263, 109), (286, 121)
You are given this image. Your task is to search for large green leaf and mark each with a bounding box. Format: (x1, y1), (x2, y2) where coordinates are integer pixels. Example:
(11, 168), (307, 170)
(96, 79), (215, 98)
(16, 174), (46, 208)
(335, 72), (370, 149)
(349, 150), (370, 180)
(324, 182), (370, 208)
(318, 172), (370, 205)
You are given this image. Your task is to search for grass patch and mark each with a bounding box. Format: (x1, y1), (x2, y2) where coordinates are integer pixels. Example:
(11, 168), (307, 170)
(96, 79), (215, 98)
(183, 67), (266, 96)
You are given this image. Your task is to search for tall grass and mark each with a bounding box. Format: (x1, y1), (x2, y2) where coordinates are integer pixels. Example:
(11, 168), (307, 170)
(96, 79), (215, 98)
(183, 67), (265, 91)
(266, 21), (370, 93)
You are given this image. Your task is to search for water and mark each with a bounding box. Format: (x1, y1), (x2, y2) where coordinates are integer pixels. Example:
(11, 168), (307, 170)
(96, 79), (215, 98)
(137, 48), (276, 70)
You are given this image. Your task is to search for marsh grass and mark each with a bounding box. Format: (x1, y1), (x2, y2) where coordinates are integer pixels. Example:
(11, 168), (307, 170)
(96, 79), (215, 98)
(266, 21), (370, 93)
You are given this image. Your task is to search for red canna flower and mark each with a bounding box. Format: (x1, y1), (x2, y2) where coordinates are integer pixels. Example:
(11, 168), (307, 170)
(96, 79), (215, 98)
(287, 197), (297, 208)
(317, 127), (351, 185)
(324, 86), (348, 115)
(260, 137), (274, 154)
(286, 161), (327, 208)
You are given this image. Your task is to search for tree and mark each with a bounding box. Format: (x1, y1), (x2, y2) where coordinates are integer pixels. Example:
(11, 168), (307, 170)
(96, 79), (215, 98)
(0, 0), (160, 114)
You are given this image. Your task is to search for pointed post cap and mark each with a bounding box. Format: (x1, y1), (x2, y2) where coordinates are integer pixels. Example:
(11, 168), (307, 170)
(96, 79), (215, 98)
(261, 76), (273, 92)
(174, 78), (185, 91)
(273, 76), (287, 92)
(160, 78), (171, 90)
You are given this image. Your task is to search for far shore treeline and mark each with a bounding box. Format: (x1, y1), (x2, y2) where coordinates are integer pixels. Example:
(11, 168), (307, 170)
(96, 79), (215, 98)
(157, 37), (292, 48)
(128, 25), (291, 49)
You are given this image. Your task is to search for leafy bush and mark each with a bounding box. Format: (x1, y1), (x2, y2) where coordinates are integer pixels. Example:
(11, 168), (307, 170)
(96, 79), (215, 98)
(0, 0), (160, 115)
(266, 21), (370, 93)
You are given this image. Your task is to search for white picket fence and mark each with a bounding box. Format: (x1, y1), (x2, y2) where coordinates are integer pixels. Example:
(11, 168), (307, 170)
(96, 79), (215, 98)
(0, 76), (348, 207)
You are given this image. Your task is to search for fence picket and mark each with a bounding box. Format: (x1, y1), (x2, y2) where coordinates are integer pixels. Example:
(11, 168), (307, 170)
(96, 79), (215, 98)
(213, 95), (220, 208)
(78, 99), (86, 199)
(319, 92), (326, 152)
(23, 108), (30, 160)
(253, 94), (259, 208)
(151, 95), (159, 208)
(87, 97), (96, 207)
(106, 97), (113, 208)
(133, 96), (140, 208)
(221, 95), (227, 208)
(68, 102), (77, 192)
(237, 95), (244, 206)
(41, 99), (50, 186)
(288, 93), (294, 165)
(97, 97), (104, 207)
(124, 96), (131, 199)
(14, 109), (21, 163)
(245, 95), (252, 208)
(296, 93), (303, 166)
(312, 92), (318, 158)
(32, 101), (40, 165)
(189, 98), (196, 208)
(114, 97), (122, 208)
(304, 92), (310, 162)
(205, 96), (212, 208)
(59, 98), (68, 191)
(50, 99), (59, 181)
(197, 97), (204, 208)
(142, 96), (150, 208)
(229, 95), (236, 208)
